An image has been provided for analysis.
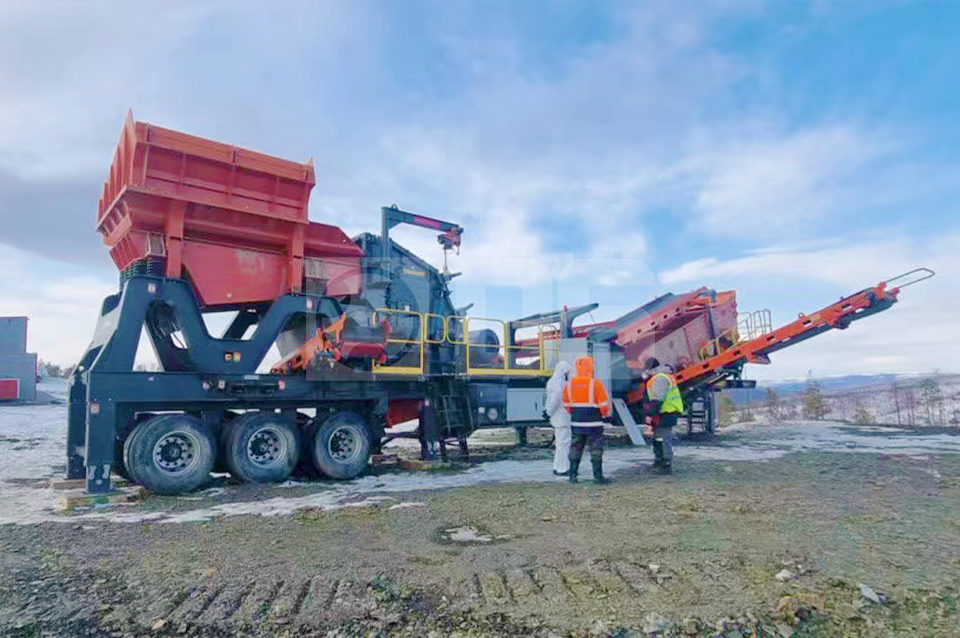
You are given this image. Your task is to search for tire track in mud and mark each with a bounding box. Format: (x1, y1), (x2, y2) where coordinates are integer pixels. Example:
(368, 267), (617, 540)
(196, 580), (254, 626)
(506, 569), (538, 601)
(295, 577), (336, 622)
(193, 585), (226, 620)
(322, 579), (377, 623)
(472, 561), (658, 608)
(119, 560), (660, 633)
(471, 573), (485, 604)
(165, 584), (213, 624)
(149, 577), (379, 631)
(611, 563), (645, 595)
(231, 577), (284, 630)
(269, 578), (312, 625)
(290, 577), (313, 617)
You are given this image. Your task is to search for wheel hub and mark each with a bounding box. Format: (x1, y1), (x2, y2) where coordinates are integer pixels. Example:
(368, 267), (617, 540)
(328, 426), (360, 463)
(152, 431), (199, 475)
(247, 427), (286, 468)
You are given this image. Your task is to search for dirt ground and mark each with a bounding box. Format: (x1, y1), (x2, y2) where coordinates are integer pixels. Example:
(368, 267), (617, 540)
(2, 423), (960, 638)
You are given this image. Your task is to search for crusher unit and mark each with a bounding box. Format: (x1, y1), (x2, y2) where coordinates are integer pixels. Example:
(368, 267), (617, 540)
(67, 114), (933, 494)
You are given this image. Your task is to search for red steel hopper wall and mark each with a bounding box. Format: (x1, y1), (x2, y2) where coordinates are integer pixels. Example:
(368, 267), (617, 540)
(97, 112), (363, 307)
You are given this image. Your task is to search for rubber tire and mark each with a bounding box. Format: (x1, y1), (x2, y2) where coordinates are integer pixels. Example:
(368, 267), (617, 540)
(218, 416), (238, 475)
(123, 413), (216, 495)
(115, 412), (157, 481)
(113, 438), (132, 481)
(310, 411), (372, 479)
(223, 412), (300, 484)
(295, 417), (323, 479)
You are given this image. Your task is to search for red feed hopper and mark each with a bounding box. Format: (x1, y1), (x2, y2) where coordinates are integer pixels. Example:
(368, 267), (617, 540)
(97, 112), (363, 308)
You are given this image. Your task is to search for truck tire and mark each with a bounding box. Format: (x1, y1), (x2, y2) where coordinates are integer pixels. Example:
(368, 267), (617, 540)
(310, 411), (372, 479)
(115, 412), (156, 481)
(123, 413), (216, 494)
(223, 411), (300, 484)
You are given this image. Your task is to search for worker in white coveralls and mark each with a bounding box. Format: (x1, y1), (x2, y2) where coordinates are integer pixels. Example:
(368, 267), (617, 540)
(544, 361), (573, 476)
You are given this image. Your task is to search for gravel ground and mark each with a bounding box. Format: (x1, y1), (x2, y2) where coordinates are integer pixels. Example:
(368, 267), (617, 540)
(1, 419), (959, 637)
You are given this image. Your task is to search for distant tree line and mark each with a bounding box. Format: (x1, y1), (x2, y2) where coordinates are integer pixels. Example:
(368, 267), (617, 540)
(723, 373), (959, 428)
(38, 360), (161, 378)
(37, 360), (75, 379)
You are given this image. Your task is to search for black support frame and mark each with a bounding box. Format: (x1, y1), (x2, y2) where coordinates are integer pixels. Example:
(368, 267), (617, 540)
(67, 276), (419, 494)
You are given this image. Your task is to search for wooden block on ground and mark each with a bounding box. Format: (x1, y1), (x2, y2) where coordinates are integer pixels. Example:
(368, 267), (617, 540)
(49, 476), (129, 491)
(48, 478), (86, 490)
(56, 486), (145, 512)
(397, 458), (468, 471)
(370, 453), (399, 467)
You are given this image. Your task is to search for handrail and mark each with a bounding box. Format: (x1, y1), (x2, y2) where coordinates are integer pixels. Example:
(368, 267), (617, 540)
(737, 309), (772, 342)
(372, 308), (425, 375)
(373, 310), (554, 377)
(698, 327), (740, 361)
(885, 267), (935, 290)
(463, 317), (551, 376)
(445, 315), (466, 345)
(423, 313), (447, 345)
(464, 317), (504, 372)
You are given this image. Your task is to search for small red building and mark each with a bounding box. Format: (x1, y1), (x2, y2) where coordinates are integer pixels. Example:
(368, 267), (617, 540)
(0, 316), (37, 401)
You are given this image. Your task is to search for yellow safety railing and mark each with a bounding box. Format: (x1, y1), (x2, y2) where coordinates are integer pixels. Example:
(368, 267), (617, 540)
(444, 316), (465, 347)
(737, 309), (773, 341)
(423, 313), (447, 345)
(458, 317), (552, 377)
(372, 310), (555, 377)
(372, 308), (425, 376)
(698, 310), (774, 361)
(698, 327), (740, 361)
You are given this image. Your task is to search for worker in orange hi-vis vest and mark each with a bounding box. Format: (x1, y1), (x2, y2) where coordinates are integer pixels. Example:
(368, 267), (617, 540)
(562, 356), (612, 484)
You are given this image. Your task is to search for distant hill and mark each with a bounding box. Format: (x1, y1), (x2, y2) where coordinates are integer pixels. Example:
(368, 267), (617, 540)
(725, 372), (955, 406)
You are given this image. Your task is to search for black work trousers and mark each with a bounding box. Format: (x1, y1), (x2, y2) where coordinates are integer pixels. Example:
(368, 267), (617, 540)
(569, 426), (604, 472)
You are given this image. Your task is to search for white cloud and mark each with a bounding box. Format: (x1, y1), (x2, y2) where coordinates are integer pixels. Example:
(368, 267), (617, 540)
(0, 247), (116, 365)
(687, 125), (893, 237)
(660, 235), (926, 289)
(0, 1), (214, 180)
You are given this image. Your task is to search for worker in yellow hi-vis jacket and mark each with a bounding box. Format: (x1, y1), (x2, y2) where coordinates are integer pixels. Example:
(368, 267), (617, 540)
(641, 357), (685, 473)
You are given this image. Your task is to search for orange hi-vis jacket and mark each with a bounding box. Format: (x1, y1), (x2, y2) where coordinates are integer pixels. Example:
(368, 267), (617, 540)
(562, 356), (612, 430)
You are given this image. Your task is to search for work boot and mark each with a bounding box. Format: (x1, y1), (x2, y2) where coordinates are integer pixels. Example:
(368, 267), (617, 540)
(569, 469), (578, 484)
(652, 438), (664, 459)
(592, 459), (611, 484)
(651, 438), (664, 469)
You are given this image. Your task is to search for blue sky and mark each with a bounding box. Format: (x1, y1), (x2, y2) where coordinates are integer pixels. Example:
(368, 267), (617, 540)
(0, 0), (957, 378)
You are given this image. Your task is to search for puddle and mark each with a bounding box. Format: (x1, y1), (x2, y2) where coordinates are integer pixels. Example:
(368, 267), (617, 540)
(443, 526), (493, 543)
(436, 524), (512, 544)
(744, 422), (960, 456)
(389, 502), (427, 511)
(677, 447), (787, 462)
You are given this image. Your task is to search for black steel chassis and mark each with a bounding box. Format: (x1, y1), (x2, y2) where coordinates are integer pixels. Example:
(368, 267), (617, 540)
(67, 276), (428, 494)
(66, 275), (763, 496)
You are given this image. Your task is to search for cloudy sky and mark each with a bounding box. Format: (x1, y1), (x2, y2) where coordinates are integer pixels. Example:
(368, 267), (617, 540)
(0, 0), (957, 379)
